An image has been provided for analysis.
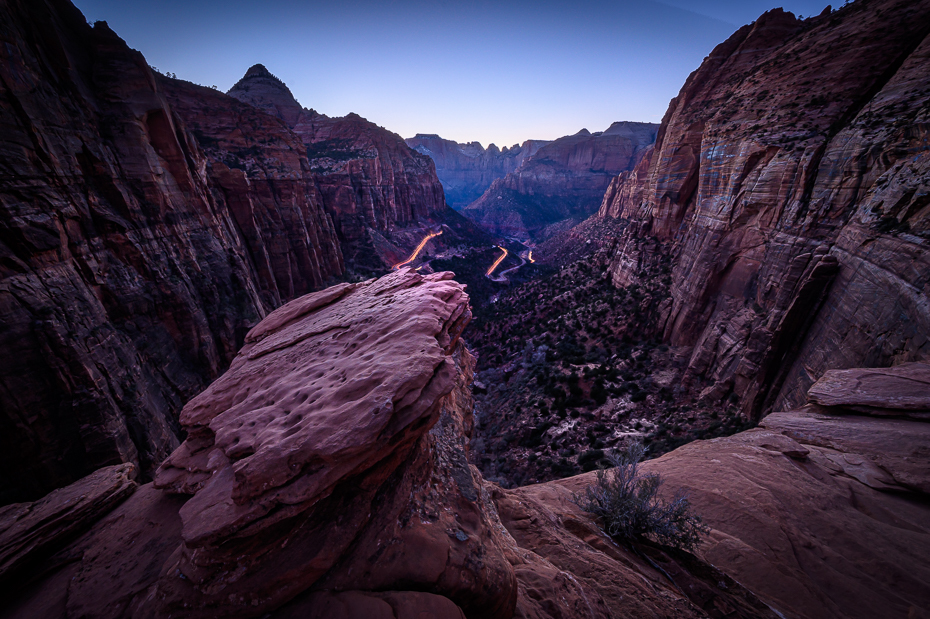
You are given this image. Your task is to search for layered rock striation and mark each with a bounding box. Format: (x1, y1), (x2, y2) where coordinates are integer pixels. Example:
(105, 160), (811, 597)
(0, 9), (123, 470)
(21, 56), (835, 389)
(464, 122), (658, 240)
(158, 76), (343, 306)
(227, 66), (448, 245)
(529, 362), (930, 619)
(142, 269), (496, 617)
(599, 0), (930, 418)
(634, 362), (930, 619)
(0, 0), (332, 502)
(0, 0), (468, 502)
(405, 134), (548, 210)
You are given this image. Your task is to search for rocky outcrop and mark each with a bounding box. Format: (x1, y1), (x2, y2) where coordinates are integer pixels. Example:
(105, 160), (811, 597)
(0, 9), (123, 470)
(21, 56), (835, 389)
(0, 463), (137, 588)
(405, 134), (548, 209)
(642, 362), (930, 619)
(227, 66), (448, 246)
(2, 269), (787, 619)
(464, 122), (658, 240)
(0, 269), (499, 618)
(519, 360), (930, 619)
(225, 64), (304, 127)
(808, 361), (930, 417)
(600, 0), (930, 418)
(140, 269), (503, 618)
(157, 76), (343, 306)
(0, 0), (294, 502)
(494, 484), (778, 619)
(1, 0), (479, 503)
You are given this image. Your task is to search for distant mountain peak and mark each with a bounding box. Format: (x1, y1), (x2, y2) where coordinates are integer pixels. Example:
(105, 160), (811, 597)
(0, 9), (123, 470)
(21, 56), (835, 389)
(231, 64), (290, 91)
(227, 64), (303, 126)
(244, 63), (273, 78)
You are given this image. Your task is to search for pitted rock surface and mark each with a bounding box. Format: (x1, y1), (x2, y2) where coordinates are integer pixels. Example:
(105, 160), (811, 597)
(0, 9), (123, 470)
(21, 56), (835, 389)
(0, 0), (343, 502)
(0, 269), (792, 619)
(155, 269), (470, 544)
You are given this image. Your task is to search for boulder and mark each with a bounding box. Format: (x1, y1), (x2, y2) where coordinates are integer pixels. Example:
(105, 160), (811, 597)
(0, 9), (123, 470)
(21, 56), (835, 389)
(0, 463), (137, 586)
(807, 362), (930, 416)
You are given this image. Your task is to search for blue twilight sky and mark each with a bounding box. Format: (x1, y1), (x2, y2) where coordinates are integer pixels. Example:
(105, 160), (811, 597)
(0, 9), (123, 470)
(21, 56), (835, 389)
(71, 0), (836, 147)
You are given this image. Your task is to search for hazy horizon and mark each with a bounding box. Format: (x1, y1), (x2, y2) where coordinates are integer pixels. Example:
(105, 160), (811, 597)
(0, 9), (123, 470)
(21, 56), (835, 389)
(72, 0), (836, 147)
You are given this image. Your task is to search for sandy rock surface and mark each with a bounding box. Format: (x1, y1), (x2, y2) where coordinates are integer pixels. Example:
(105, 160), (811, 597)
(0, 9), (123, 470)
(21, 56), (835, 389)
(808, 362), (930, 415)
(635, 409), (930, 619)
(0, 464), (137, 586)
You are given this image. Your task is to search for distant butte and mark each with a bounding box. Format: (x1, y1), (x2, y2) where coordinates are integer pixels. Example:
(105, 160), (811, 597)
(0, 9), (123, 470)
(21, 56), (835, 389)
(0, 0), (928, 617)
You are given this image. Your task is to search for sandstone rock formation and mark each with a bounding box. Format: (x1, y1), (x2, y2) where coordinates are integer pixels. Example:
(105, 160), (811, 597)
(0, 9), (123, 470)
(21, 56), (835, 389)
(641, 361), (930, 619)
(405, 134), (548, 209)
(0, 0), (301, 502)
(142, 269), (498, 617)
(227, 66), (449, 249)
(0, 0), (474, 502)
(0, 463), (137, 587)
(1, 269), (783, 619)
(807, 361), (930, 417)
(1, 269), (496, 617)
(510, 359), (930, 619)
(599, 0), (930, 418)
(157, 76), (344, 306)
(464, 122), (658, 240)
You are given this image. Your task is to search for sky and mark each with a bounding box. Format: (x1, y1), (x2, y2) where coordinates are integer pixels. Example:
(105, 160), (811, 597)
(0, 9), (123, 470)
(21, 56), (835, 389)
(72, 0), (836, 147)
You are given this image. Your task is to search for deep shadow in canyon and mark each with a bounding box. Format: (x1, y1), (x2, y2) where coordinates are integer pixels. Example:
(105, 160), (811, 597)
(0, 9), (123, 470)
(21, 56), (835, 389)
(0, 0), (929, 617)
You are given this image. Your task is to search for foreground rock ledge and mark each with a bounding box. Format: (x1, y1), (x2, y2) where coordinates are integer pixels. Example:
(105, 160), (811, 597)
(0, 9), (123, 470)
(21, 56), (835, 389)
(546, 362), (930, 619)
(3, 271), (926, 618)
(0, 270), (762, 619)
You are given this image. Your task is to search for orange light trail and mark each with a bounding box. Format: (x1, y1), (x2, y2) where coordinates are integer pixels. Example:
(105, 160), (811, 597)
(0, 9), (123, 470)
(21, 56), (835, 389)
(392, 230), (442, 270)
(527, 251), (535, 263)
(486, 246), (508, 277)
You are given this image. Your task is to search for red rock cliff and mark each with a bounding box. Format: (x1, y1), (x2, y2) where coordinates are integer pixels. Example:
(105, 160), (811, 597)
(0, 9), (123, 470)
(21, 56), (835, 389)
(157, 76), (343, 306)
(0, 0), (343, 502)
(227, 66), (448, 245)
(600, 0), (930, 418)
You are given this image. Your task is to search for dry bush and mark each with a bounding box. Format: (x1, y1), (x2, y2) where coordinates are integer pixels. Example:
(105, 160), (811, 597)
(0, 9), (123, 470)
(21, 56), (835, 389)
(572, 442), (708, 551)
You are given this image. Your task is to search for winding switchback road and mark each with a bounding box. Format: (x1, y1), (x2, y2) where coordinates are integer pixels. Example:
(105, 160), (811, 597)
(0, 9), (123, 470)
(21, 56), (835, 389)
(392, 230), (442, 270)
(486, 247), (509, 279)
(497, 250), (528, 281)
(487, 247), (536, 282)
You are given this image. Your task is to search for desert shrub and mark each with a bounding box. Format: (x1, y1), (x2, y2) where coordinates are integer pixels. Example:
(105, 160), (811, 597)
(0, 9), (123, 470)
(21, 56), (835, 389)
(572, 442), (707, 551)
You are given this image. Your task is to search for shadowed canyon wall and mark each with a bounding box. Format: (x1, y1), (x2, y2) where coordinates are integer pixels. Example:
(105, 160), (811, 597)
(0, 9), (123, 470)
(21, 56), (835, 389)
(465, 122), (658, 240)
(0, 0), (457, 502)
(0, 270), (798, 619)
(600, 0), (930, 419)
(405, 134), (549, 210)
(156, 77), (344, 307)
(0, 0), (280, 502)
